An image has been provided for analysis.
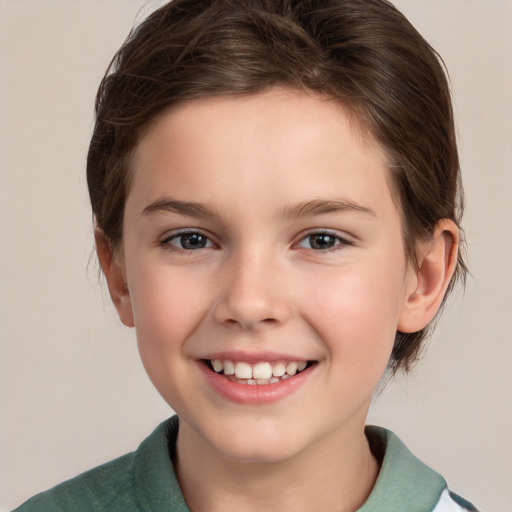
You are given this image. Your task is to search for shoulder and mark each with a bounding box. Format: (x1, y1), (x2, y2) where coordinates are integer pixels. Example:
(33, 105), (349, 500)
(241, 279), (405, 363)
(12, 416), (187, 512)
(358, 426), (479, 512)
(11, 452), (138, 512)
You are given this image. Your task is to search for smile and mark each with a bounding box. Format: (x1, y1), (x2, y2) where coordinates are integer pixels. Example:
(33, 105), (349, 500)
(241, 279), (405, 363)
(199, 356), (317, 404)
(205, 359), (311, 385)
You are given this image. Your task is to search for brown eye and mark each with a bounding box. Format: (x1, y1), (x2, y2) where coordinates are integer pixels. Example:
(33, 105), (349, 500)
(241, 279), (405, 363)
(297, 232), (350, 251)
(308, 234), (337, 250)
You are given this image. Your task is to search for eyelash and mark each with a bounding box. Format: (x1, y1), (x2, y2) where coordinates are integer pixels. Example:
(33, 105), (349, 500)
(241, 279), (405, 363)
(160, 230), (353, 253)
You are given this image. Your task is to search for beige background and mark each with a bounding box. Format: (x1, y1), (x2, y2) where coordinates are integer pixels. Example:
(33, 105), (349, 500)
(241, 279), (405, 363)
(0, 1), (510, 510)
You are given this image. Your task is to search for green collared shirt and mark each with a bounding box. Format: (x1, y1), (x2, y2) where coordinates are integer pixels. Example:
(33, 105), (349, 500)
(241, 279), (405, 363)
(13, 416), (477, 512)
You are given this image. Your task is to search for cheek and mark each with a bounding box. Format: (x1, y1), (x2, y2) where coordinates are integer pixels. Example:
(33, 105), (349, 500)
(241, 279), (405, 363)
(128, 263), (210, 349)
(125, 264), (212, 407)
(301, 263), (405, 362)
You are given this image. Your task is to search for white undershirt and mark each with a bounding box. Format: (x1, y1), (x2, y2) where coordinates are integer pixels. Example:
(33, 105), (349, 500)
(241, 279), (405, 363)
(432, 489), (472, 512)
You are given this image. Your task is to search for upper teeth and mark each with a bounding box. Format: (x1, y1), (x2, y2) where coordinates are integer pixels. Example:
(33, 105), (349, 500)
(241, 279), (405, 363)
(210, 359), (308, 380)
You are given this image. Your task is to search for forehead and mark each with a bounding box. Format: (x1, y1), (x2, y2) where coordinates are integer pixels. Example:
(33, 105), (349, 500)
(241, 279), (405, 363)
(128, 88), (394, 219)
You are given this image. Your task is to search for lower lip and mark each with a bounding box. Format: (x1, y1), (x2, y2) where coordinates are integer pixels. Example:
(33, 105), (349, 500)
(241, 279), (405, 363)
(198, 362), (314, 405)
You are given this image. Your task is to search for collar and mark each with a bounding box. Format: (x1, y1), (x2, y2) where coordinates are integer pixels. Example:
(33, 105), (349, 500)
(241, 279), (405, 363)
(357, 426), (447, 512)
(132, 417), (446, 512)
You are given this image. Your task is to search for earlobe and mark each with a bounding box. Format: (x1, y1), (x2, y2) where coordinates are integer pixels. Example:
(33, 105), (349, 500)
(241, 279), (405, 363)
(397, 219), (459, 333)
(94, 228), (135, 328)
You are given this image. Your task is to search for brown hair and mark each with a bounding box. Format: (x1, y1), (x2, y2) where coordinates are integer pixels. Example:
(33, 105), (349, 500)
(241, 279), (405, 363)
(87, 0), (467, 372)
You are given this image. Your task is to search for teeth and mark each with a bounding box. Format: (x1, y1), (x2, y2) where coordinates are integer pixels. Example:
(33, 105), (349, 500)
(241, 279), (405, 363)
(286, 362), (298, 376)
(234, 362), (252, 379)
(223, 360), (235, 375)
(253, 362), (272, 380)
(272, 363), (286, 377)
(209, 358), (310, 384)
(212, 359), (223, 373)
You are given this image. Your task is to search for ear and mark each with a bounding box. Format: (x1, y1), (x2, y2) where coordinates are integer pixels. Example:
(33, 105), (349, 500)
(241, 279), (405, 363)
(398, 219), (459, 333)
(94, 228), (135, 328)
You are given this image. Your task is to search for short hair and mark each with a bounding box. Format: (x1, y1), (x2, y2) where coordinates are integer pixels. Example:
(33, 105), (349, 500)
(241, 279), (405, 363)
(87, 0), (467, 373)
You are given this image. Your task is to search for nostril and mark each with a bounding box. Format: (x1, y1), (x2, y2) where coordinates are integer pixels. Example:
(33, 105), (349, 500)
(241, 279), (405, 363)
(221, 317), (279, 328)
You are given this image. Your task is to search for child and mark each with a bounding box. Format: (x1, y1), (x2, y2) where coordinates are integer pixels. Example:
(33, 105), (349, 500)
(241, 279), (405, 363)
(13, 0), (478, 510)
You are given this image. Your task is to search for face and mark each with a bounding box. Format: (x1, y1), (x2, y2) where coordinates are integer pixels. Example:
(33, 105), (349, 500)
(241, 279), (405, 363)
(118, 89), (417, 465)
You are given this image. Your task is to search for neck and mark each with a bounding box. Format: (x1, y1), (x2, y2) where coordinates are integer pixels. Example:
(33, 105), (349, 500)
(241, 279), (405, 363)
(174, 419), (379, 512)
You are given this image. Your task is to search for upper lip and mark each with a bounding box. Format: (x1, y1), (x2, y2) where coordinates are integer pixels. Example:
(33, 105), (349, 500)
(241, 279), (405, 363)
(198, 350), (315, 363)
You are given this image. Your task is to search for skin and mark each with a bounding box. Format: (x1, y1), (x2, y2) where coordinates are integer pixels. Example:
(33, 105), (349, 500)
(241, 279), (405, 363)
(96, 88), (458, 512)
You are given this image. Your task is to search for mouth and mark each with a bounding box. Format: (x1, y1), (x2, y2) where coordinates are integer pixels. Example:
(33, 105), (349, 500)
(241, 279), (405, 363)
(203, 358), (316, 385)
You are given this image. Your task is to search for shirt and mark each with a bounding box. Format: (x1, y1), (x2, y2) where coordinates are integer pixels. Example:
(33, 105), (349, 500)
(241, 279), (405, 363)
(13, 416), (478, 512)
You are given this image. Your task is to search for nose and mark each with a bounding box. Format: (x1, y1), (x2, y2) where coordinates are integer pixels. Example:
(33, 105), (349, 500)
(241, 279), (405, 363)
(213, 251), (293, 331)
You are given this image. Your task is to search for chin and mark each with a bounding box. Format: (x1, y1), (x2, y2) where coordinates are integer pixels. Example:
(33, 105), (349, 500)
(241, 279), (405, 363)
(207, 423), (306, 465)
(219, 442), (299, 465)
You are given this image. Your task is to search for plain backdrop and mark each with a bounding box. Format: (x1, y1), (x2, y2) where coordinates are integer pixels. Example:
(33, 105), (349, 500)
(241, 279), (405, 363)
(1, 1), (511, 510)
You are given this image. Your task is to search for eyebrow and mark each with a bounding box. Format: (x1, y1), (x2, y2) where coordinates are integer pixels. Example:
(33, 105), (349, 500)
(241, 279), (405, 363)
(279, 199), (377, 218)
(141, 197), (376, 219)
(141, 198), (220, 218)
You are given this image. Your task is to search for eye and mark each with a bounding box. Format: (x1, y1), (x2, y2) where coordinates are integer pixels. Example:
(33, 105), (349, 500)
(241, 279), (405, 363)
(162, 231), (214, 250)
(297, 232), (351, 251)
